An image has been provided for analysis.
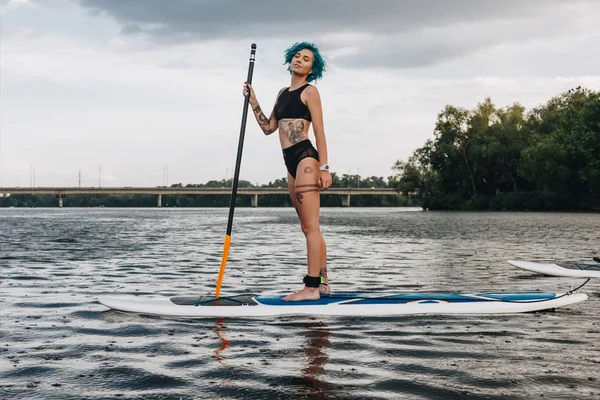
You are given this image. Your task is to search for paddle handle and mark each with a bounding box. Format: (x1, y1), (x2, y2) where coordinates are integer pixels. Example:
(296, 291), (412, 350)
(226, 43), (256, 235)
(215, 44), (257, 298)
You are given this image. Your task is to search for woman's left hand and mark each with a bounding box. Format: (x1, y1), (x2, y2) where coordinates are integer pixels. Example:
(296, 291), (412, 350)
(319, 171), (332, 190)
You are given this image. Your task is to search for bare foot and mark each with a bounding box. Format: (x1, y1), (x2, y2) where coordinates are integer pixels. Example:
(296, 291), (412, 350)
(320, 284), (331, 295)
(282, 287), (320, 301)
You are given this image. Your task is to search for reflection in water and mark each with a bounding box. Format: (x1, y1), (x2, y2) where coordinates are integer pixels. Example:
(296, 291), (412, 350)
(295, 321), (333, 398)
(212, 318), (334, 397)
(214, 317), (230, 368)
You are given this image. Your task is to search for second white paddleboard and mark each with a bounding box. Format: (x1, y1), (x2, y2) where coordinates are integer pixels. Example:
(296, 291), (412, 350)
(508, 260), (600, 278)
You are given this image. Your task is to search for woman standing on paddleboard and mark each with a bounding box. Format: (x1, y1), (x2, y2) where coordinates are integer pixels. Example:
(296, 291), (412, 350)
(243, 42), (332, 301)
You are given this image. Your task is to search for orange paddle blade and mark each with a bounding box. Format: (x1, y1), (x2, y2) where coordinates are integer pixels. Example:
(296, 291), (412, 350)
(215, 234), (232, 298)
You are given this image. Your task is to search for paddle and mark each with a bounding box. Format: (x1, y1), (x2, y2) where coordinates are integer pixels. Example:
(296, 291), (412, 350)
(215, 43), (257, 298)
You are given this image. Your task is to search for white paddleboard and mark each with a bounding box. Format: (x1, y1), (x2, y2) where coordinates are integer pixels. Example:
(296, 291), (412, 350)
(98, 291), (587, 317)
(508, 260), (600, 278)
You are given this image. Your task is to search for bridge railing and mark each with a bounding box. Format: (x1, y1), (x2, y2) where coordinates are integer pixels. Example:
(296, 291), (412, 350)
(0, 187), (402, 208)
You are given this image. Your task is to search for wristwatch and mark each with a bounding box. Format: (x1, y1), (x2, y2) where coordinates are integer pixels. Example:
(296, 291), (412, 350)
(319, 164), (330, 171)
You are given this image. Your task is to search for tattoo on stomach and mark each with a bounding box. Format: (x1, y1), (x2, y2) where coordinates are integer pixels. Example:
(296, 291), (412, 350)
(282, 120), (306, 144)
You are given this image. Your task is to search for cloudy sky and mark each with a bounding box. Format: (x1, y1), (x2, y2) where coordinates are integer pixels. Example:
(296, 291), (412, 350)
(1, 0), (599, 187)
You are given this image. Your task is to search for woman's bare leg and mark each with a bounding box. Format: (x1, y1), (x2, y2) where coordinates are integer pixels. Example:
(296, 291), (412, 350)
(283, 158), (324, 301)
(288, 173), (330, 295)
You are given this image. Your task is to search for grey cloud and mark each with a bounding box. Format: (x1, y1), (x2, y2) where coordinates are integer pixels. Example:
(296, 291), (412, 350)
(76, 0), (594, 69)
(121, 23), (143, 35)
(78, 0), (562, 38)
(330, 36), (491, 69)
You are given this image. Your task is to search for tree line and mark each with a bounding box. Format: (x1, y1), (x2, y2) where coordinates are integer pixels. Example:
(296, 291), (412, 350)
(392, 87), (600, 211)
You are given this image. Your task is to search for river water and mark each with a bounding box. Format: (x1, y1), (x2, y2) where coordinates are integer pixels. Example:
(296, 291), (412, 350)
(1, 208), (599, 399)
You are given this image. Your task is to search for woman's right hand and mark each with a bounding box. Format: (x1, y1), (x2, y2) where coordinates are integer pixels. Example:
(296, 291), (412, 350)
(242, 82), (257, 104)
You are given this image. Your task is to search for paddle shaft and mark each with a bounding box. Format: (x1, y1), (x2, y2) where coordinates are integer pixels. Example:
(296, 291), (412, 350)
(215, 43), (257, 298)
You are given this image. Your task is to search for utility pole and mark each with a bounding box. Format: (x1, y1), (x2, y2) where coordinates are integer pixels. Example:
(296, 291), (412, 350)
(99, 165), (101, 188)
(347, 169), (350, 188)
(29, 166), (36, 188)
(78, 171), (81, 188)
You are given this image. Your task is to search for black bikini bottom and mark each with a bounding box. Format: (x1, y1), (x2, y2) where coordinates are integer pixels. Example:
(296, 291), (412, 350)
(282, 139), (320, 179)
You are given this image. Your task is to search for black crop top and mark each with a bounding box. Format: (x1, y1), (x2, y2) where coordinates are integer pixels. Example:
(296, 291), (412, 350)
(273, 83), (312, 122)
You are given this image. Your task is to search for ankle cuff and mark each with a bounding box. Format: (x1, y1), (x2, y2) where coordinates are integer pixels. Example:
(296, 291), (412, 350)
(303, 275), (321, 288)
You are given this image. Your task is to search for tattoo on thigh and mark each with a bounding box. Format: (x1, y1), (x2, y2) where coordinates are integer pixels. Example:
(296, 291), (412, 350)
(304, 166), (313, 174)
(298, 188), (320, 195)
(295, 187), (320, 204)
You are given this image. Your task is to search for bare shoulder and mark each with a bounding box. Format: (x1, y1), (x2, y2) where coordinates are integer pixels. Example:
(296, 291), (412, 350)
(305, 85), (320, 96)
(303, 85), (321, 102)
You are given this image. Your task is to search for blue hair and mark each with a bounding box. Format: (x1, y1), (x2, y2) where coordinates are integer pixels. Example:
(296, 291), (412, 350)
(283, 42), (326, 83)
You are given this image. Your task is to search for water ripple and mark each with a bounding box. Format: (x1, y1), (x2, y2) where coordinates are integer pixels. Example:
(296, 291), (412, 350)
(1, 208), (599, 399)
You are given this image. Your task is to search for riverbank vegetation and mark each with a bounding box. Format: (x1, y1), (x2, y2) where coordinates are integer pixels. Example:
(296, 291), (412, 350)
(392, 87), (600, 211)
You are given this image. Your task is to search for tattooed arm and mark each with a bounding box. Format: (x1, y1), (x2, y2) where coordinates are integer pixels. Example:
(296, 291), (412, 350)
(251, 103), (277, 136)
(243, 83), (281, 136)
(304, 86), (332, 189)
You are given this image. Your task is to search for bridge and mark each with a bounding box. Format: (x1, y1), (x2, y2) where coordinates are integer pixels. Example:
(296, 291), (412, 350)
(0, 187), (400, 207)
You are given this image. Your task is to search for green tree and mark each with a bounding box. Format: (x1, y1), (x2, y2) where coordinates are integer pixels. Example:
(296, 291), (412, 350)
(392, 87), (600, 210)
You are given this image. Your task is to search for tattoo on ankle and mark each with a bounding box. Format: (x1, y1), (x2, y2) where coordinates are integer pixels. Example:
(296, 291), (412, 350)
(320, 268), (328, 279)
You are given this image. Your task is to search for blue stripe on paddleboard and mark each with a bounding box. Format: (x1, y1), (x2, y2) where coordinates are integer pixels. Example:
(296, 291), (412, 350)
(254, 292), (558, 306)
(475, 292), (556, 301)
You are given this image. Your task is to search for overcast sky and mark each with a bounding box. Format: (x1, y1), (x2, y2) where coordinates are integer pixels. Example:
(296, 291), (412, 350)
(1, 0), (599, 187)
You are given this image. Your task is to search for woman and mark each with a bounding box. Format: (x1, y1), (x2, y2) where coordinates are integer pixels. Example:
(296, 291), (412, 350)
(243, 42), (332, 301)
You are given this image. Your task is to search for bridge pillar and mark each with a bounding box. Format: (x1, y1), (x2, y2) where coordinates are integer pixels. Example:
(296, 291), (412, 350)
(56, 193), (65, 208)
(341, 194), (351, 207)
(157, 194), (162, 208)
(251, 194), (258, 208)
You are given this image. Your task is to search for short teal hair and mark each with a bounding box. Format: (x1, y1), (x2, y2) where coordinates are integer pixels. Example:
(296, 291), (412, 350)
(283, 42), (326, 83)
